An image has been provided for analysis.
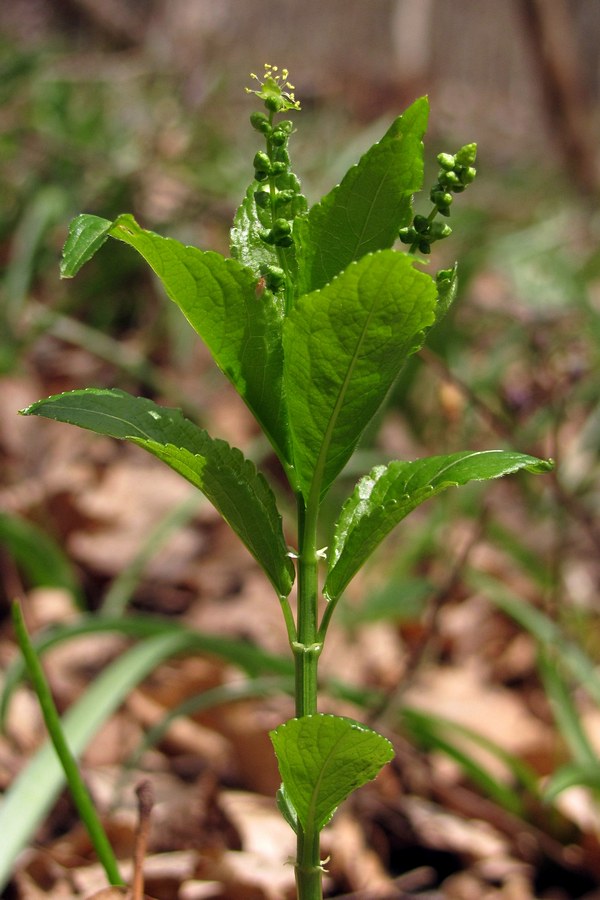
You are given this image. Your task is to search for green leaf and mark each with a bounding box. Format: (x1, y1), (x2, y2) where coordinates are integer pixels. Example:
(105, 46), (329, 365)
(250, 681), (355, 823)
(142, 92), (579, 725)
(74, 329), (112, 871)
(230, 177), (306, 284)
(231, 183), (281, 276)
(325, 450), (553, 600)
(283, 250), (437, 502)
(276, 783), (299, 834)
(543, 762), (600, 803)
(270, 714), (394, 833)
(20, 389), (294, 598)
(435, 263), (459, 322)
(61, 213), (289, 463)
(60, 213), (112, 278)
(295, 97), (429, 295)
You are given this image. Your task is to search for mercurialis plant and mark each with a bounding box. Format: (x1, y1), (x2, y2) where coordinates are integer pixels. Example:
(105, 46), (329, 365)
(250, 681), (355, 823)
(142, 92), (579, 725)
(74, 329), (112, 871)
(21, 66), (552, 899)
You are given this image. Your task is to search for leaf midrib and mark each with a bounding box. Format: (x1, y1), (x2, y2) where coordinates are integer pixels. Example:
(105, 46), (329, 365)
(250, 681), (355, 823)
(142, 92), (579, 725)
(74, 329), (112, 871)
(307, 264), (393, 507)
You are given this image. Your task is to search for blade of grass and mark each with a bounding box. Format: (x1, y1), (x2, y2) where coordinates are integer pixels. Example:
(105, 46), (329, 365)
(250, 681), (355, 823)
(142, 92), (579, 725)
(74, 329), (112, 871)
(0, 614), (294, 728)
(537, 649), (598, 770)
(470, 572), (600, 706)
(11, 602), (123, 886)
(401, 706), (530, 816)
(0, 626), (208, 893)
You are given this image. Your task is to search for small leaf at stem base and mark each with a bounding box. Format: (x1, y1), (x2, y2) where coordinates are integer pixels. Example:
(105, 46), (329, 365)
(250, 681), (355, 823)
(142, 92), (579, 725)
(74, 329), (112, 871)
(270, 714), (394, 834)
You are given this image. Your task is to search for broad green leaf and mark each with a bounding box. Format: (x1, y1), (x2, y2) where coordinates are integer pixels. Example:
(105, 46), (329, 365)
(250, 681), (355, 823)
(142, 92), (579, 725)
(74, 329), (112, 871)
(61, 213), (289, 462)
(295, 96), (429, 295)
(21, 389), (294, 598)
(283, 250), (437, 502)
(270, 714), (394, 833)
(325, 450), (553, 600)
(60, 213), (112, 278)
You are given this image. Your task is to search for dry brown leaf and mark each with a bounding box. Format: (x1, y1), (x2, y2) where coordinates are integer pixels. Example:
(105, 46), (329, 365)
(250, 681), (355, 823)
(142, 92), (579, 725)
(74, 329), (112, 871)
(403, 662), (550, 780)
(68, 457), (201, 578)
(326, 811), (396, 895)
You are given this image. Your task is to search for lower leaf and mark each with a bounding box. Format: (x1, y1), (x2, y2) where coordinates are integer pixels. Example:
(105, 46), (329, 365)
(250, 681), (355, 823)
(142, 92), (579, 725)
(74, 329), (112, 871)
(20, 388), (294, 598)
(270, 714), (394, 834)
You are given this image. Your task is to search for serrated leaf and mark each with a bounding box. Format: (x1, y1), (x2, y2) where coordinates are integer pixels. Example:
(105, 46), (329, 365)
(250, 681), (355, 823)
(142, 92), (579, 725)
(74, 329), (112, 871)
(283, 250), (437, 502)
(20, 389), (294, 598)
(270, 715), (394, 834)
(230, 183), (281, 275)
(435, 263), (459, 322)
(60, 214), (112, 278)
(295, 97), (428, 295)
(325, 450), (553, 600)
(61, 213), (289, 463)
(230, 177), (306, 285)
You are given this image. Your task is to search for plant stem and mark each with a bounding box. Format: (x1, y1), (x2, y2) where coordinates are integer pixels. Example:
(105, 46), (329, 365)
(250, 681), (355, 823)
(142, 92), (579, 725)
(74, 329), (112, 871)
(294, 495), (321, 717)
(11, 601), (124, 887)
(294, 495), (323, 899)
(296, 826), (323, 900)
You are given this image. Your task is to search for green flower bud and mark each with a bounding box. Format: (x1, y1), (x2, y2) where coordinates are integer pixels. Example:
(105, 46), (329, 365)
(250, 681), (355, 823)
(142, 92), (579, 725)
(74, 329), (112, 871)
(254, 170), (269, 182)
(250, 111), (271, 134)
(277, 120), (294, 134)
(275, 189), (295, 204)
(460, 166), (477, 185)
(413, 215), (429, 234)
(265, 94), (284, 113)
(261, 264), (286, 290)
(431, 189), (453, 210)
(260, 229), (275, 245)
(398, 226), (417, 244)
(254, 190), (270, 208)
(271, 160), (288, 175)
(271, 129), (288, 146)
(418, 239), (431, 254)
(429, 221), (453, 241)
(455, 143), (477, 166)
(439, 170), (461, 189)
(253, 151), (271, 173)
(437, 152), (456, 171)
(271, 218), (292, 239)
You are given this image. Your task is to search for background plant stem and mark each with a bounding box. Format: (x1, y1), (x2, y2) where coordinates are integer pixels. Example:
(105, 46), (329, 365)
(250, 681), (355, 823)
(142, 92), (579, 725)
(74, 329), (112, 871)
(11, 602), (124, 888)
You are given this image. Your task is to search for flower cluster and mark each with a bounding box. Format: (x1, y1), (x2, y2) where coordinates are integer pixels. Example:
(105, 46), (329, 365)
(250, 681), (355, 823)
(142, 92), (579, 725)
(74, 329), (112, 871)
(246, 65), (306, 291)
(399, 142), (477, 254)
(245, 64), (300, 113)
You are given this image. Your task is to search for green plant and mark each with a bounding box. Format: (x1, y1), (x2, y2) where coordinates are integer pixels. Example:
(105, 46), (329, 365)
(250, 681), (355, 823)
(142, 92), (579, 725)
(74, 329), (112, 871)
(20, 67), (552, 899)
